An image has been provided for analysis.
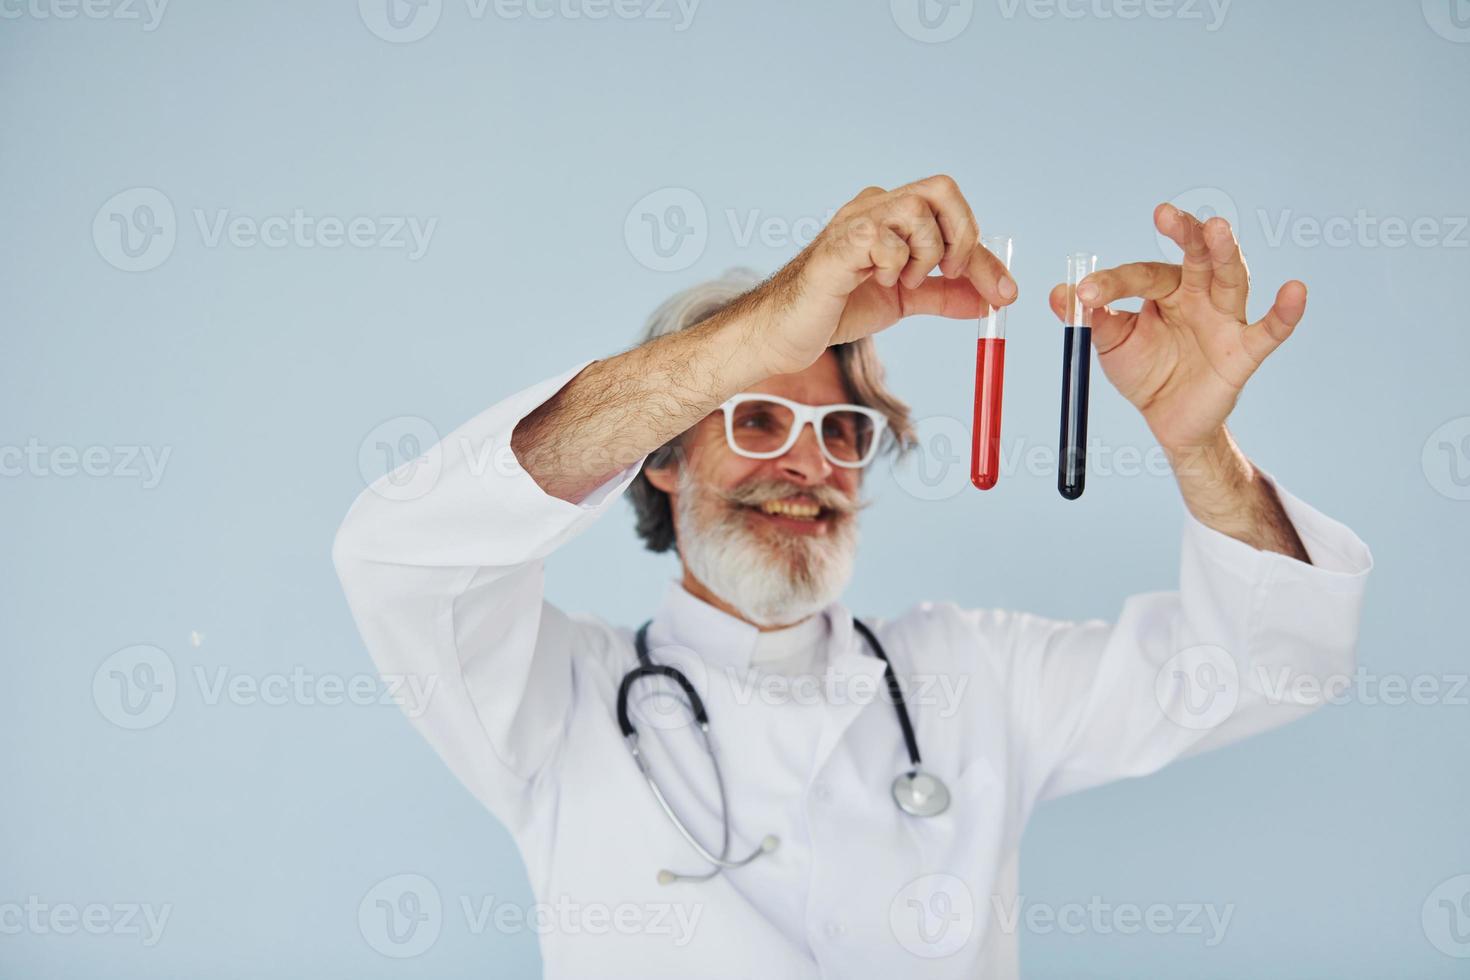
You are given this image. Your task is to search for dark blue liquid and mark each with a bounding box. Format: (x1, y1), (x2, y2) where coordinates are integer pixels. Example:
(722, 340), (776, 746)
(1057, 326), (1091, 500)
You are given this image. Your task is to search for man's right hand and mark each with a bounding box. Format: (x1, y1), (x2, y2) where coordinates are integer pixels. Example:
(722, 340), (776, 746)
(513, 174), (1016, 504)
(751, 174), (1019, 377)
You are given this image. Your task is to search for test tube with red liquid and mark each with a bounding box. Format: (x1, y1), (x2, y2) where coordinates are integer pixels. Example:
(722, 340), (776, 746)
(1057, 252), (1096, 500)
(969, 234), (1012, 491)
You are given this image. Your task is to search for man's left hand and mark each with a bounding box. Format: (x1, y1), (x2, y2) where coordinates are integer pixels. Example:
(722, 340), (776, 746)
(1048, 205), (1311, 561)
(1047, 204), (1305, 458)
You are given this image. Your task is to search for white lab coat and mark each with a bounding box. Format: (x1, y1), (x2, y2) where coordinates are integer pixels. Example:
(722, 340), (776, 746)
(333, 361), (1372, 979)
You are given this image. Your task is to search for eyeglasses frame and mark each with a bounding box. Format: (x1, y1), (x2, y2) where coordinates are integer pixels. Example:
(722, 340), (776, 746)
(716, 392), (888, 469)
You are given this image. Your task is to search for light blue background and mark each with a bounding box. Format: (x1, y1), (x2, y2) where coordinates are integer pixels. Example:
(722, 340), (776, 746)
(3, 0), (1468, 976)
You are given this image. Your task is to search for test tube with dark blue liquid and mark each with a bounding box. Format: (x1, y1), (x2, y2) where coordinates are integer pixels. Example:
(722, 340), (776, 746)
(1057, 252), (1096, 500)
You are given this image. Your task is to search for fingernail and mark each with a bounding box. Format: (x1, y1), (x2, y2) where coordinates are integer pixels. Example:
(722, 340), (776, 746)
(999, 276), (1017, 299)
(1078, 282), (1098, 302)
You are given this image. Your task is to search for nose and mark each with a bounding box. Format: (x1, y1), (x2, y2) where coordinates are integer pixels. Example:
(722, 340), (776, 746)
(776, 421), (833, 486)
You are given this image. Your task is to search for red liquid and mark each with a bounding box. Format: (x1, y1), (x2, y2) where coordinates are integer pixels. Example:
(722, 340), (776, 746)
(970, 337), (1006, 491)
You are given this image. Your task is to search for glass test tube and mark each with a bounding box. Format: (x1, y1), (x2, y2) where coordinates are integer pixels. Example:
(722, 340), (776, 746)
(1057, 252), (1096, 500)
(970, 234), (1012, 491)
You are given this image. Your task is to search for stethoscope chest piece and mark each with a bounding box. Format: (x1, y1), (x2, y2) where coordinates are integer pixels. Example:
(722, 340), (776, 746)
(892, 769), (950, 817)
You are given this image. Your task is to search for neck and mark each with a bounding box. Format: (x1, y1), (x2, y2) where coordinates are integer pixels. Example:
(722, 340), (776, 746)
(679, 565), (813, 632)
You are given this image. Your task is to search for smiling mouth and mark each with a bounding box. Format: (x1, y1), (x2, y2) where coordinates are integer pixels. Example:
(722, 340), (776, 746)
(750, 498), (831, 523)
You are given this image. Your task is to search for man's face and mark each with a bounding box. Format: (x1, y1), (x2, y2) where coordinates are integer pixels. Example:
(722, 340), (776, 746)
(650, 351), (866, 627)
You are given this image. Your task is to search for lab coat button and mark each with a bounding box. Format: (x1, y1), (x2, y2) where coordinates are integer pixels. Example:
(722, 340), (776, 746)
(812, 782), (833, 803)
(824, 920), (847, 939)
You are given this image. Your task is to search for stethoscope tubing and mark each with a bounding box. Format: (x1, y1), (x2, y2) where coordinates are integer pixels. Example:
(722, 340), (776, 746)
(618, 616), (941, 884)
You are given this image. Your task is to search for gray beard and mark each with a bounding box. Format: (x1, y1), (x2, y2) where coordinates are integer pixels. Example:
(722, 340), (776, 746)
(674, 468), (859, 628)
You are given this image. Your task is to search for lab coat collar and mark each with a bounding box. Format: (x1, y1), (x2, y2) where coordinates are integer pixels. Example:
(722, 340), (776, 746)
(647, 580), (865, 674)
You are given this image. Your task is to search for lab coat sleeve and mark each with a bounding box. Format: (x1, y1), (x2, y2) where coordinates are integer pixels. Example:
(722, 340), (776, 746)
(331, 360), (644, 830)
(1010, 477), (1373, 805)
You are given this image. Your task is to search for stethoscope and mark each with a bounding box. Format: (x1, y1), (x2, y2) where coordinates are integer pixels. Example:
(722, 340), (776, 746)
(616, 617), (952, 885)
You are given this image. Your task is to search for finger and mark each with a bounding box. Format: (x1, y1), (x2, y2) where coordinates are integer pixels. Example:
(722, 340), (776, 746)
(1048, 283), (1138, 353)
(1076, 261), (1181, 307)
(1242, 280), (1307, 366)
(899, 275), (985, 320)
(869, 226), (911, 289)
(902, 174), (979, 279)
(832, 186), (888, 223)
(1155, 203), (1214, 295)
(1203, 216), (1249, 318)
(963, 241), (1017, 309)
(880, 194), (947, 289)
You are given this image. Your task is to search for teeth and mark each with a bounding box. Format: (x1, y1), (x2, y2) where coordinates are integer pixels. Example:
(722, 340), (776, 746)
(759, 499), (822, 519)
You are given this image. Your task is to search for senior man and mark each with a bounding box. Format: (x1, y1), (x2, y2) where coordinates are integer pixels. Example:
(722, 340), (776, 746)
(334, 175), (1371, 978)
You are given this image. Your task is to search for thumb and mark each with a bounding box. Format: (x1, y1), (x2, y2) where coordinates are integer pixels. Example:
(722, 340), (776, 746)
(1243, 280), (1307, 366)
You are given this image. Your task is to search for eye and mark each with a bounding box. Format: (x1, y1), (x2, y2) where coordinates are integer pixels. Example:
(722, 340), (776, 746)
(822, 416), (856, 444)
(737, 410), (778, 430)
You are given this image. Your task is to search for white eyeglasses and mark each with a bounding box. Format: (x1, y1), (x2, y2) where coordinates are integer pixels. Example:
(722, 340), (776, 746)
(717, 393), (888, 469)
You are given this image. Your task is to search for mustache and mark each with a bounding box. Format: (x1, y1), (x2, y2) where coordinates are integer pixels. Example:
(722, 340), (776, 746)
(716, 478), (867, 516)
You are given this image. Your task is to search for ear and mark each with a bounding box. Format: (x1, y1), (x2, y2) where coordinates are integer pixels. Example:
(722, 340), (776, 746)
(644, 458), (679, 495)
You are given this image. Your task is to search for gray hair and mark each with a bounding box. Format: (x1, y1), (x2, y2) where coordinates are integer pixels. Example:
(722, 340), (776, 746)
(628, 268), (915, 554)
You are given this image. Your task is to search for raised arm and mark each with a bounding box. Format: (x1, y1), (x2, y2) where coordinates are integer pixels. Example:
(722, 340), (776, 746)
(1049, 204), (1315, 560)
(1012, 205), (1372, 806)
(513, 174), (1016, 503)
(336, 175), (1015, 824)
